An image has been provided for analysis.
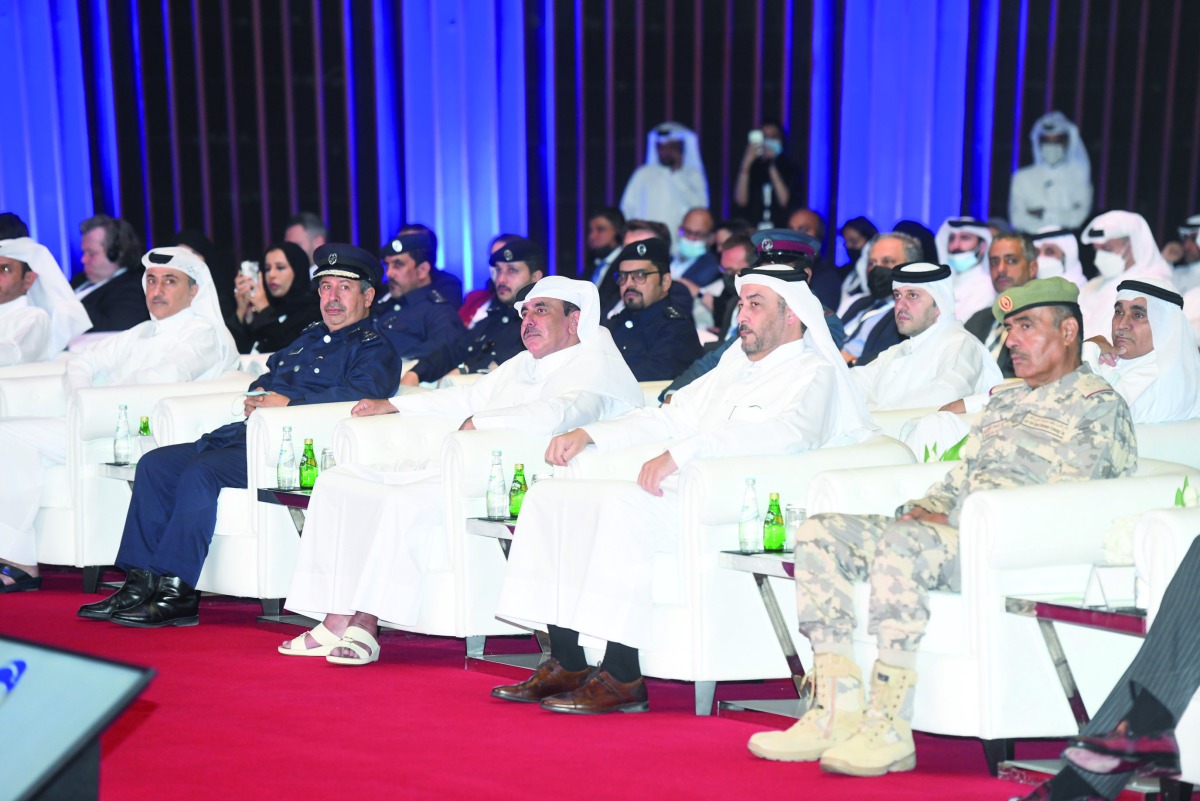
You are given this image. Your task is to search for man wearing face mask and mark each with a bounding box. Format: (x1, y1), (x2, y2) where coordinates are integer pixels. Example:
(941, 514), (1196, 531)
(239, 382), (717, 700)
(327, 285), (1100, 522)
(1162, 215), (1200, 294)
(934, 217), (995, 322)
(1031, 227), (1088, 289)
(672, 207), (718, 288)
(840, 232), (923, 366)
(619, 123), (709, 254)
(1079, 211), (1174, 339)
(1009, 111), (1093, 233)
(733, 120), (796, 229)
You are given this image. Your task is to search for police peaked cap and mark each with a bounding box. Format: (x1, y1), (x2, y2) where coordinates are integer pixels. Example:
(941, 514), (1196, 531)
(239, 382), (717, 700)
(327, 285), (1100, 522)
(381, 230), (435, 260)
(312, 243), (383, 289)
(488, 237), (544, 267)
(751, 229), (820, 259)
(613, 238), (671, 267)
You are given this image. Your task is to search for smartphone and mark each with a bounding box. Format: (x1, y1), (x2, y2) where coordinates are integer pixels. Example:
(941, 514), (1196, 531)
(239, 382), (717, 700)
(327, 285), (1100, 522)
(244, 390), (269, 397)
(239, 261), (259, 282)
(747, 129), (764, 146)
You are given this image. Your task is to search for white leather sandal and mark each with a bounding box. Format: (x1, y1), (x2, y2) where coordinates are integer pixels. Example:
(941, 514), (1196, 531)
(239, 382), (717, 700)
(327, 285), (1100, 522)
(325, 625), (381, 666)
(278, 623), (342, 657)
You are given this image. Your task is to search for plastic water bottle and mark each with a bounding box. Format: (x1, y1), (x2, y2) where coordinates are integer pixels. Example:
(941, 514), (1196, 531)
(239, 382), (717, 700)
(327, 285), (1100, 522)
(485, 450), (508, 518)
(737, 477), (760, 552)
(113, 405), (133, 464)
(276, 426), (297, 490)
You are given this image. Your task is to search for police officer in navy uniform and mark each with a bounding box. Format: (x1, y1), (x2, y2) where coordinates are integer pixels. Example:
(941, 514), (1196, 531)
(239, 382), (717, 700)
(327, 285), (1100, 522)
(401, 237), (547, 386)
(373, 229), (465, 361)
(79, 244), (404, 628)
(602, 237), (703, 381)
(386, 223), (464, 307)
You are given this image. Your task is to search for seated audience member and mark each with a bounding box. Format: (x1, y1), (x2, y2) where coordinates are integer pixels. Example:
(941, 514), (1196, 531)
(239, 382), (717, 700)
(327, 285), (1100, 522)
(851, 262), (1002, 410)
(604, 221), (693, 320)
(659, 230), (847, 402)
(1014, 537), (1200, 801)
(1079, 211), (1174, 339)
(584, 209), (626, 312)
(458, 233), (520, 326)
(935, 216), (995, 322)
(964, 233), (1040, 379)
(1031, 227), (1088, 289)
(788, 208), (841, 310)
(402, 236), (546, 386)
(603, 238), (703, 381)
(0, 238), (92, 365)
(1082, 278), (1200, 424)
(490, 262), (875, 713)
(397, 223), (463, 308)
(671, 207), (716, 285)
(228, 242), (320, 354)
(835, 216), (879, 302)
(75, 245), (401, 622)
(0, 248), (238, 592)
(840, 232), (923, 366)
(733, 119), (797, 229)
(279, 277), (642, 664)
(283, 211), (328, 267)
(373, 230), (466, 362)
(0, 212), (30, 239)
(706, 233), (757, 340)
(1163, 213), (1200, 293)
(747, 277), (1135, 774)
(73, 214), (150, 332)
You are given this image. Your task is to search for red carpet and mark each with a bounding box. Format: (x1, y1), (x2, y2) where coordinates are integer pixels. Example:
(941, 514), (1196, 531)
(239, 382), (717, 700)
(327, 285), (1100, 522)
(3, 569), (1056, 800)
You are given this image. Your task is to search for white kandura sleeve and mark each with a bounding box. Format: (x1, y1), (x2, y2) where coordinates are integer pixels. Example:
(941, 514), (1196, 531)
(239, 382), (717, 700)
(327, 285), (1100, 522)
(472, 390), (631, 437)
(0, 310), (49, 366)
(126, 323), (223, 385)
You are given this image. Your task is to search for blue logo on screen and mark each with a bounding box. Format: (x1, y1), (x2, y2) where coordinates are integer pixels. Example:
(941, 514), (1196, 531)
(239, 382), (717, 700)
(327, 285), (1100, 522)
(0, 659), (27, 703)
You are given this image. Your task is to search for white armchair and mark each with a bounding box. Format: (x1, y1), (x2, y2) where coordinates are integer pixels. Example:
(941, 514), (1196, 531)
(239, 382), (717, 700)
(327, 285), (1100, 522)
(800, 462), (1200, 769)
(1135, 418), (1200, 469)
(0, 373), (71, 418)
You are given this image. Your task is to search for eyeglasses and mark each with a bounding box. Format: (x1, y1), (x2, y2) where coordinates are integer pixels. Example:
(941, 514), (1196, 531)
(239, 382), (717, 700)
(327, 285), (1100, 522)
(615, 269), (662, 285)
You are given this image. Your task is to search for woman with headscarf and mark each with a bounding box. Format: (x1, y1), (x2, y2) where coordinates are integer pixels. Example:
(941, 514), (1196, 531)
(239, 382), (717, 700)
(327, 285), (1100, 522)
(227, 242), (320, 354)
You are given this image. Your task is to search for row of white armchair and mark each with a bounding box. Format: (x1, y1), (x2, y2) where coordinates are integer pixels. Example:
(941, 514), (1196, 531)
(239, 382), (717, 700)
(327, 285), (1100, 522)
(3, 363), (1199, 777)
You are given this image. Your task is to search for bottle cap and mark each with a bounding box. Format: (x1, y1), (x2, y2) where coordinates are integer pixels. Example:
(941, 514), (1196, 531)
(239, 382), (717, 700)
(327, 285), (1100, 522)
(514, 463), (524, 470)
(304, 438), (313, 444)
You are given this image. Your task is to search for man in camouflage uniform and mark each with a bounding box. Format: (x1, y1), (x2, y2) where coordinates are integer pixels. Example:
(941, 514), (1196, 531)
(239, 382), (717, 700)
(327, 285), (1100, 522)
(747, 277), (1137, 776)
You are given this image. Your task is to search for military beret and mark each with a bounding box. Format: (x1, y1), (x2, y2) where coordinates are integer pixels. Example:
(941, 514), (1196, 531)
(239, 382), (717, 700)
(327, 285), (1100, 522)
(751, 228), (820, 259)
(381, 230), (435, 259)
(312, 243), (383, 288)
(488, 236), (544, 266)
(613, 238), (671, 266)
(992, 276), (1080, 321)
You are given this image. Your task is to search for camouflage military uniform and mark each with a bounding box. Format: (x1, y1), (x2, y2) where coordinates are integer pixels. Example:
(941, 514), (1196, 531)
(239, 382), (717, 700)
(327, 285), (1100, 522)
(795, 364), (1137, 654)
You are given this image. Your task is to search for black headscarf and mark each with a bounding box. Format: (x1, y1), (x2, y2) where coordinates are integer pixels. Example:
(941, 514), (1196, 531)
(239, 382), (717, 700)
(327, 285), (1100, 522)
(839, 216), (878, 266)
(893, 220), (938, 263)
(261, 242), (317, 318)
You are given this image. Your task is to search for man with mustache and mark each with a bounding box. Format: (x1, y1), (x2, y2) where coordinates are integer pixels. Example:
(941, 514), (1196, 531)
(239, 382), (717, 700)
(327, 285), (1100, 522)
(964, 233), (1040, 379)
(76, 245), (402, 623)
(278, 277), (642, 665)
(373, 229), (465, 365)
(748, 277), (1135, 777)
(399, 237), (547, 386)
(602, 237), (703, 381)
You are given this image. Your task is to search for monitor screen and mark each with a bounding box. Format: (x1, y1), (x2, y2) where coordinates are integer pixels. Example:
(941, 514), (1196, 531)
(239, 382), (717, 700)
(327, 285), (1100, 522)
(0, 635), (153, 801)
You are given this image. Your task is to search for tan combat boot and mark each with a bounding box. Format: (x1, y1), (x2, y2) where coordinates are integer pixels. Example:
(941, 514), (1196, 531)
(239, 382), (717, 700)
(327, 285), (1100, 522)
(747, 653), (865, 762)
(819, 660), (918, 776)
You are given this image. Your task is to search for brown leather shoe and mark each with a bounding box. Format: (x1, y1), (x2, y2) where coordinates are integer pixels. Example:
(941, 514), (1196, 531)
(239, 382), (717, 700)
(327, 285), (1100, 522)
(491, 658), (594, 703)
(539, 669), (649, 714)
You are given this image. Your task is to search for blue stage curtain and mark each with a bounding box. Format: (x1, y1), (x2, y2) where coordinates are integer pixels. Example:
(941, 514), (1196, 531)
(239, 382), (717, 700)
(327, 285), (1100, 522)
(0, 0), (97, 274)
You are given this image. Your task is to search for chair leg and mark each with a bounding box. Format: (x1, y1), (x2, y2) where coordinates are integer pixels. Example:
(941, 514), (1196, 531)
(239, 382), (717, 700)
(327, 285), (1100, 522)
(693, 681), (716, 716)
(465, 636), (485, 658)
(980, 738), (1014, 777)
(82, 565), (105, 594)
(259, 598), (283, 617)
(1158, 779), (1194, 801)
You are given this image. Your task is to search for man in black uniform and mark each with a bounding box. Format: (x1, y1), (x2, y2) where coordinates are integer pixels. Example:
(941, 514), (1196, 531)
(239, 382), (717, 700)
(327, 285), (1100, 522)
(77, 244), (403, 628)
(603, 237), (702, 381)
(400, 237), (547, 386)
(373, 230), (465, 362)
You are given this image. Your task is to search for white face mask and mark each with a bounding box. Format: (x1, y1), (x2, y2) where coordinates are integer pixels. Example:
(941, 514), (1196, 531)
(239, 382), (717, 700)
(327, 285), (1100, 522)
(1036, 256), (1066, 278)
(677, 238), (708, 260)
(763, 138), (783, 157)
(1093, 249), (1128, 279)
(1040, 142), (1066, 166)
(947, 251), (979, 273)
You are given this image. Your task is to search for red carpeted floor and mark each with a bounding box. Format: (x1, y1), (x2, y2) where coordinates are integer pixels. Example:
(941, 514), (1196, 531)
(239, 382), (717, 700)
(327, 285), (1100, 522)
(4, 569), (1058, 800)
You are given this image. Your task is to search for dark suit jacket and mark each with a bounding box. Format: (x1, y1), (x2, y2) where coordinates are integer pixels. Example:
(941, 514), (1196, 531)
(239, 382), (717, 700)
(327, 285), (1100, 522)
(965, 306), (1015, 378)
(856, 314), (902, 366)
(71, 269), (150, 332)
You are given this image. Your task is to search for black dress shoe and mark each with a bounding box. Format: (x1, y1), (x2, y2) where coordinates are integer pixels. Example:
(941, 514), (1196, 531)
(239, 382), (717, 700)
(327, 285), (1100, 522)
(110, 575), (200, 628)
(1064, 720), (1180, 778)
(78, 568), (156, 620)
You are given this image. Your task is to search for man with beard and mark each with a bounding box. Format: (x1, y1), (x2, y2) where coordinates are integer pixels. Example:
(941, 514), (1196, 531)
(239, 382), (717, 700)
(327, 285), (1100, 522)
(584, 208), (625, 312)
(963, 232), (1040, 379)
(840, 232), (923, 366)
(373, 229), (465, 363)
(602, 238), (702, 381)
(400, 237), (547, 385)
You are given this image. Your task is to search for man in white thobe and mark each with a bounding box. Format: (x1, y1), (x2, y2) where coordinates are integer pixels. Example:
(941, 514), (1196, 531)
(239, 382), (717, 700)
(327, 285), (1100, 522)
(0, 237), (92, 365)
(0, 247), (237, 592)
(1009, 111), (1093, 233)
(1167, 214), (1200, 293)
(279, 276), (643, 664)
(934, 217), (995, 322)
(489, 262), (876, 714)
(1079, 211), (1174, 339)
(1083, 277), (1200, 424)
(851, 262), (1002, 412)
(619, 123), (709, 254)
(1031, 227), (1088, 289)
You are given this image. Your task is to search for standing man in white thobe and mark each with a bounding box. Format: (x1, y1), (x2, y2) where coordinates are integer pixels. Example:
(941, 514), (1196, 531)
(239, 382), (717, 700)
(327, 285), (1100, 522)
(1009, 111), (1093, 233)
(0, 247), (237, 592)
(1079, 211), (1174, 339)
(850, 262), (1002, 411)
(0, 237), (92, 365)
(619, 123), (709, 254)
(489, 261), (877, 714)
(934, 217), (995, 322)
(279, 277), (643, 665)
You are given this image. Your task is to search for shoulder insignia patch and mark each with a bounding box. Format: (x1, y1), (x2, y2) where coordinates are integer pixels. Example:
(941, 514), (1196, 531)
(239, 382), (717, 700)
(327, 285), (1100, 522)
(360, 328), (380, 343)
(664, 305), (685, 320)
(429, 289), (447, 304)
(988, 378), (1025, 396)
(1077, 372), (1116, 399)
(302, 321), (321, 331)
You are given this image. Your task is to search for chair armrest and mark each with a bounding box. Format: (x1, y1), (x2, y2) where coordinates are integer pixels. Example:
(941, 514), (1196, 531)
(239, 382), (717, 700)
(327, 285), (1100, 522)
(75, 373), (252, 441)
(152, 393), (247, 446)
(331, 414), (461, 466)
(441, 429), (554, 507)
(0, 360), (67, 380)
(558, 441), (671, 481)
(0, 374), (68, 417)
(1135, 419), (1200, 470)
(870, 406), (942, 440)
(806, 462), (954, 516)
(246, 402), (357, 478)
